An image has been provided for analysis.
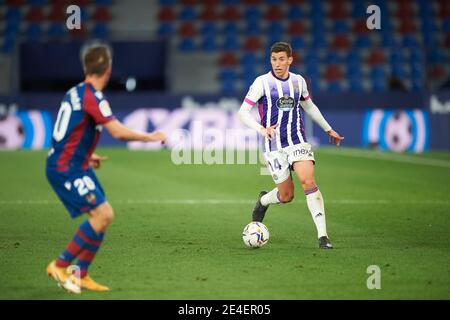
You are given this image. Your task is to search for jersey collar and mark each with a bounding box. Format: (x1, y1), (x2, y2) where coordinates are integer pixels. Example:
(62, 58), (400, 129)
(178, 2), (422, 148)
(271, 70), (290, 82)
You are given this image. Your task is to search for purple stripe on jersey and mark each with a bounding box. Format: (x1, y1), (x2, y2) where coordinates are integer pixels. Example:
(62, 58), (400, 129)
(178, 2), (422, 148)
(258, 102), (264, 126)
(279, 80), (291, 148)
(299, 108), (307, 142)
(291, 106), (301, 145)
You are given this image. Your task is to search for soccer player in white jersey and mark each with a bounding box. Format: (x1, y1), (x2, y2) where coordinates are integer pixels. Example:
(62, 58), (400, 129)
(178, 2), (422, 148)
(238, 42), (344, 249)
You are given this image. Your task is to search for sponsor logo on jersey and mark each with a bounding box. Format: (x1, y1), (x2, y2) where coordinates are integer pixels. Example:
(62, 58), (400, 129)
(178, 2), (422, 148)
(276, 94), (295, 111)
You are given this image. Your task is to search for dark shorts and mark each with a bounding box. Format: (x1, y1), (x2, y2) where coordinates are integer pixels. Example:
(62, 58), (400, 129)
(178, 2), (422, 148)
(46, 167), (107, 218)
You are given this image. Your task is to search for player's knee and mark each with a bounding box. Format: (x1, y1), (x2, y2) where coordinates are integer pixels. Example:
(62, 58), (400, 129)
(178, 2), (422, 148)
(279, 190), (294, 203)
(99, 203), (114, 226)
(301, 178), (316, 190)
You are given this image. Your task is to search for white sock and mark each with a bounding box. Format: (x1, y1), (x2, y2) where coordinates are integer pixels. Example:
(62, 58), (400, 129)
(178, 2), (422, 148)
(305, 186), (328, 238)
(261, 188), (281, 206)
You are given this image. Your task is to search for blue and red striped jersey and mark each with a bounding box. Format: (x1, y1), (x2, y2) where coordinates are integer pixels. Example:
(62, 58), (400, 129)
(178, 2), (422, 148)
(47, 82), (115, 172)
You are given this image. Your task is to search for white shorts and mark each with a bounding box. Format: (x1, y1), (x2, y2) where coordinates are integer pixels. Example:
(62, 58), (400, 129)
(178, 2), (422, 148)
(263, 143), (315, 184)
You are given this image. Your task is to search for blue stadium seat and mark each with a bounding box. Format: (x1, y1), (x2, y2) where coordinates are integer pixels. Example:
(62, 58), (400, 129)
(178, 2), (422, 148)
(332, 21), (349, 34)
(1, 35), (15, 54)
(411, 77), (422, 90)
(158, 23), (175, 37)
(200, 22), (217, 37)
(443, 20), (450, 33)
(222, 0), (240, 4)
(371, 65), (386, 79)
(305, 51), (319, 65)
(354, 35), (371, 48)
(178, 37), (196, 52)
(327, 81), (342, 93)
(220, 79), (237, 93)
(159, 0), (176, 5)
(291, 36), (305, 49)
(421, 20), (436, 34)
(223, 23), (238, 37)
(423, 35), (439, 47)
(223, 35), (239, 51)
(267, 22), (284, 37)
(411, 63), (424, 78)
(94, 0), (113, 5)
(92, 23), (109, 39)
(29, 0), (46, 5)
(409, 50), (422, 64)
(427, 50), (445, 64)
(381, 34), (398, 48)
(243, 73), (257, 89)
(268, 34), (283, 46)
(287, 6), (303, 20)
(80, 7), (90, 23)
(351, 1), (367, 18)
(306, 65), (320, 80)
(266, 0), (282, 4)
(389, 51), (404, 65)
(372, 78), (387, 92)
(392, 64), (406, 78)
(48, 23), (66, 39)
(219, 68), (237, 82)
(324, 52), (340, 64)
(402, 34), (420, 48)
(241, 52), (257, 67)
(311, 36), (327, 48)
(179, 7), (197, 21)
(349, 78), (364, 92)
(347, 62), (362, 78)
(345, 50), (362, 64)
(244, 21), (261, 35)
(244, 6), (261, 21)
(26, 23), (43, 41)
(201, 35), (218, 52)
(5, 8), (21, 23)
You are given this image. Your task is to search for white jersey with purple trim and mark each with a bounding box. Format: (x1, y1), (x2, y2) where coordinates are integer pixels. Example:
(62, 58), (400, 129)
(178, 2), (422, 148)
(243, 71), (311, 152)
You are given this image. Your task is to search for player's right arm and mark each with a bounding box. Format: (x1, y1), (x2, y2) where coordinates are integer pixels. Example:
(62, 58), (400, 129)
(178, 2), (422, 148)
(238, 77), (277, 139)
(104, 119), (166, 143)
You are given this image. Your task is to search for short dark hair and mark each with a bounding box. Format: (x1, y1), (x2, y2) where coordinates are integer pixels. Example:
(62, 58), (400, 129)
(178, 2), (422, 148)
(81, 44), (112, 76)
(270, 42), (293, 57)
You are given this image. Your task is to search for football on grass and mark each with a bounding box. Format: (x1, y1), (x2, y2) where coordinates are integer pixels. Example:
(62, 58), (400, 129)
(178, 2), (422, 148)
(242, 222), (269, 248)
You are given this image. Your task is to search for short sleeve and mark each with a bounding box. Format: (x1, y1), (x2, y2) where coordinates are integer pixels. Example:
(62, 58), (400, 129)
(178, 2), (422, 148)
(243, 77), (264, 107)
(83, 87), (115, 125)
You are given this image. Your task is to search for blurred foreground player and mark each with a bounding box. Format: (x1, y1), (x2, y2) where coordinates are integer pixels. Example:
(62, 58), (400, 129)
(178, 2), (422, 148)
(45, 43), (166, 293)
(238, 42), (344, 249)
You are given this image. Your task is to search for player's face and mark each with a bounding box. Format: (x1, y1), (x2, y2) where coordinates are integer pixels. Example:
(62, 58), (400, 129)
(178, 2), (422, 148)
(271, 52), (293, 79)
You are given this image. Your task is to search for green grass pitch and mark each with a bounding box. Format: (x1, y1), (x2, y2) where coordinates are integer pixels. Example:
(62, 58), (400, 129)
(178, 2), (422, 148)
(0, 147), (449, 299)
